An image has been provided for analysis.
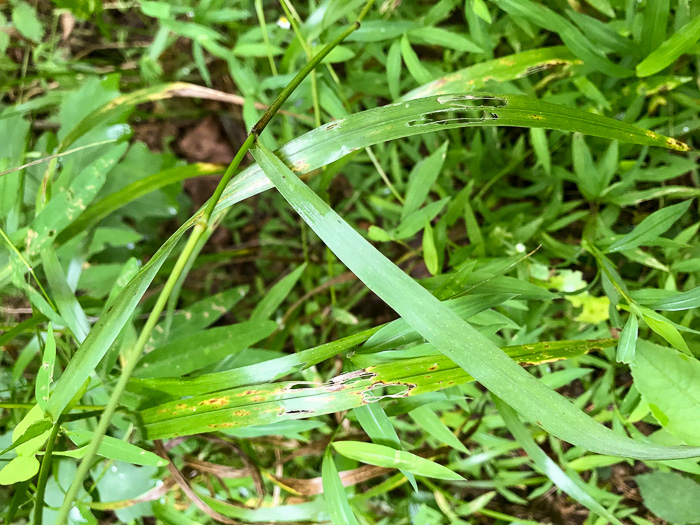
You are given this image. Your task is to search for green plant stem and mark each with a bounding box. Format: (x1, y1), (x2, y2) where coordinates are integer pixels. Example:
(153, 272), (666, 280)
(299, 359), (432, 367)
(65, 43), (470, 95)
(56, 15), (363, 523)
(33, 419), (62, 525)
(252, 21), (360, 136)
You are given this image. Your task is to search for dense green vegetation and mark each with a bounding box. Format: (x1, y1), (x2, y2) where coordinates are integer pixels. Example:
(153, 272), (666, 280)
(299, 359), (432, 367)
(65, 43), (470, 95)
(1, 0), (699, 523)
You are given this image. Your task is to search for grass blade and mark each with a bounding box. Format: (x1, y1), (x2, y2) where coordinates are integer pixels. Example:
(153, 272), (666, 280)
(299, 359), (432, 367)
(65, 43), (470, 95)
(333, 441), (464, 481)
(139, 339), (610, 438)
(35, 323), (55, 412)
(607, 200), (693, 253)
(322, 448), (359, 525)
(493, 396), (624, 525)
(402, 46), (579, 100)
(250, 140), (700, 460)
(217, 93), (688, 214)
(134, 320), (276, 378)
(56, 162), (224, 246)
(637, 14), (700, 77)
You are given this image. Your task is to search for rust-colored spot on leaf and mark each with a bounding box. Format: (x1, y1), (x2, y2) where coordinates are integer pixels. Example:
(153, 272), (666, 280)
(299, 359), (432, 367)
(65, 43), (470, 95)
(233, 410), (249, 417)
(208, 422), (234, 428)
(666, 137), (690, 151)
(198, 396), (230, 407)
(428, 363), (439, 371)
(175, 404), (189, 410)
(238, 389), (265, 397)
(291, 160), (310, 173)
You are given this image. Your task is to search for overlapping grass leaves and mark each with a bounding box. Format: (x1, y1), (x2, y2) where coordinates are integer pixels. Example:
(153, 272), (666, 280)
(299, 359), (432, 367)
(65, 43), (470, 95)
(45, 88), (688, 424)
(249, 141), (700, 461)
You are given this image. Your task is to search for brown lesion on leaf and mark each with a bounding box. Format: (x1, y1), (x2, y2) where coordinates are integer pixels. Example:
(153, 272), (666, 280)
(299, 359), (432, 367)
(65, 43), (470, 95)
(175, 403), (189, 410)
(233, 410), (250, 417)
(522, 59), (578, 77)
(291, 160), (310, 173)
(198, 396), (230, 407)
(666, 137), (690, 151)
(208, 422), (235, 428)
(237, 389), (266, 397)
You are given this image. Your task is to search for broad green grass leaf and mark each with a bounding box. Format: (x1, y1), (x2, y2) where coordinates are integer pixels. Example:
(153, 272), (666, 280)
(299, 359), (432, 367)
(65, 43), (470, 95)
(148, 285), (248, 349)
(573, 133), (603, 199)
(354, 403), (401, 449)
(394, 198), (448, 239)
(0, 114), (30, 232)
(493, 397), (623, 525)
(402, 141), (448, 219)
(492, 0), (632, 77)
(402, 47), (578, 100)
(408, 27), (482, 53)
(422, 223), (439, 276)
(13, 405), (51, 456)
(640, 0), (670, 57)
(0, 419), (52, 456)
(25, 144), (127, 258)
(140, 1), (171, 18)
(45, 219), (187, 419)
(216, 93), (688, 216)
(616, 314), (638, 364)
(529, 128), (551, 175)
(354, 402), (418, 489)
(41, 90), (688, 421)
(0, 456), (40, 485)
(641, 311), (690, 354)
(630, 341), (700, 445)
(333, 441), (464, 481)
(401, 35), (433, 85)
(35, 323), (56, 411)
(65, 430), (167, 467)
(409, 405), (468, 453)
(135, 320), (276, 378)
(138, 338), (613, 438)
(133, 328), (378, 396)
(386, 40), (402, 101)
(637, 14), (700, 77)
(360, 294), (515, 354)
(56, 162), (224, 246)
(647, 286), (700, 311)
(636, 471), (700, 525)
(472, 0), (492, 23)
(345, 20), (420, 42)
(322, 448), (359, 525)
(41, 248), (90, 343)
(607, 200), (693, 253)
(11, 2), (44, 42)
(250, 141), (700, 460)
(251, 263), (306, 322)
